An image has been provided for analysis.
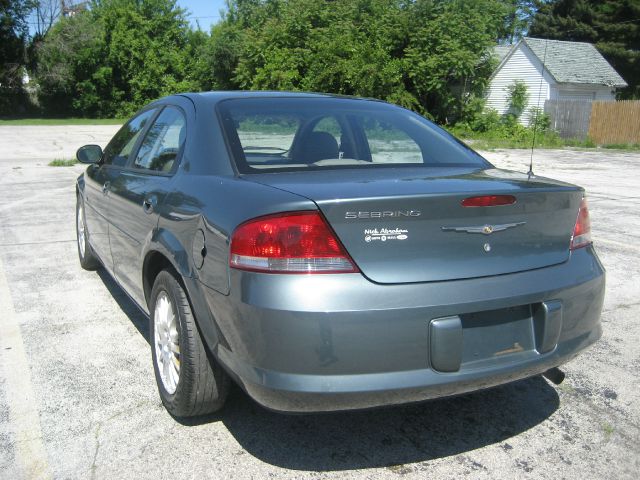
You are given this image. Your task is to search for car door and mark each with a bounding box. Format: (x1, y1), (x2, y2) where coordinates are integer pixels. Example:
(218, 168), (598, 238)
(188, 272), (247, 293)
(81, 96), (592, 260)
(108, 105), (187, 307)
(84, 109), (157, 272)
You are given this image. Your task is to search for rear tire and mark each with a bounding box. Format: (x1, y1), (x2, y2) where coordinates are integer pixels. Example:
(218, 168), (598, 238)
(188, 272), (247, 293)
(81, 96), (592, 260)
(76, 194), (100, 270)
(150, 269), (229, 417)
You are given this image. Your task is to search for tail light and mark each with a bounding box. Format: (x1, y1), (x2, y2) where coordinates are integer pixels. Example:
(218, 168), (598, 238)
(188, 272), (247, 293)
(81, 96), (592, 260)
(230, 211), (358, 273)
(570, 198), (592, 250)
(461, 195), (516, 207)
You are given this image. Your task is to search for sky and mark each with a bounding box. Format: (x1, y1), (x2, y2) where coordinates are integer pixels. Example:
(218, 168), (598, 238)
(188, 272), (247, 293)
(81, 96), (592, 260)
(177, 0), (228, 32)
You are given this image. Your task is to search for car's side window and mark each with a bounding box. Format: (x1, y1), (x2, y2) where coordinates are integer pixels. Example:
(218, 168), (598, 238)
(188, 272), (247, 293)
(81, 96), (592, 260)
(102, 109), (156, 167)
(312, 116), (342, 144)
(133, 106), (186, 173)
(236, 114), (299, 155)
(360, 118), (423, 164)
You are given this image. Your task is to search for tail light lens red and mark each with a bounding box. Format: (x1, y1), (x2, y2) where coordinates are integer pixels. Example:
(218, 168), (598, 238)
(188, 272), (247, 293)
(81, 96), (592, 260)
(570, 198), (592, 250)
(230, 211), (358, 274)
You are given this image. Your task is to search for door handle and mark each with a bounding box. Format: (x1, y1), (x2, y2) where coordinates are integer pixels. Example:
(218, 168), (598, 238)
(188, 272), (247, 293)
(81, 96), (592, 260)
(102, 181), (110, 195)
(142, 195), (157, 214)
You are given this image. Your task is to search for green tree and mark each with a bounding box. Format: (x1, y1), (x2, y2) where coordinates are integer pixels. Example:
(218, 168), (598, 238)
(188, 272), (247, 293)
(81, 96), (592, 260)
(35, 0), (203, 116)
(35, 11), (107, 115)
(529, 0), (640, 98)
(31, 0), (531, 121)
(199, 20), (244, 90)
(222, 0), (507, 123)
(97, 0), (199, 114)
(232, 0), (411, 103)
(1, 0), (32, 113)
(500, 0), (538, 44)
(404, 0), (506, 122)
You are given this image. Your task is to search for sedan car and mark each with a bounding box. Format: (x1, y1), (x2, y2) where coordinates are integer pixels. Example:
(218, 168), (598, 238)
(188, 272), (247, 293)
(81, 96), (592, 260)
(75, 92), (604, 417)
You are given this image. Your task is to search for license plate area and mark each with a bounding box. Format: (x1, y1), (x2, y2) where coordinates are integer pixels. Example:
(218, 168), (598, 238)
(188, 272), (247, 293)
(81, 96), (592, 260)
(460, 305), (535, 369)
(429, 302), (562, 373)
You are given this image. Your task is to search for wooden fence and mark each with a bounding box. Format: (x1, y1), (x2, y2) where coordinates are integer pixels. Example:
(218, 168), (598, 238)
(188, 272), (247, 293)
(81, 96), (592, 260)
(545, 99), (640, 144)
(589, 100), (640, 145)
(544, 100), (592, 140)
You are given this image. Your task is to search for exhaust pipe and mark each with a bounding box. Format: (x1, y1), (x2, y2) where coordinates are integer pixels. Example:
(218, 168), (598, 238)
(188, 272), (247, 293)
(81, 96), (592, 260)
(543, 367), (565, 385)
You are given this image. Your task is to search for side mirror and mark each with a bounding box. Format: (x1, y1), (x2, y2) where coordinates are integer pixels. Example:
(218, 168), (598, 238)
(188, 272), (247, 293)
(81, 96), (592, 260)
(76, 145), (103, 164)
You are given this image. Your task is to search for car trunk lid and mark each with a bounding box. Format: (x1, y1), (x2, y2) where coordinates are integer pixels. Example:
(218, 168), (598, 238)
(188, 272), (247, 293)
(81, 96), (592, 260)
(245, 167), (583, 283)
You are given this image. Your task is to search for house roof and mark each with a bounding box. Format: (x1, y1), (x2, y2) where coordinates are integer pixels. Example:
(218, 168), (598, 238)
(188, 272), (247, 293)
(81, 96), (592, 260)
(522, 37), (627, 88)
(492, 45), (512, 65)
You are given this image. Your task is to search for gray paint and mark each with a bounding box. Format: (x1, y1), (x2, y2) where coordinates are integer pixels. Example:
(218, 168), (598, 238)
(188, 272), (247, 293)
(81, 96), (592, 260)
(203, 247), (603, 412)
(77, 91), (605, 413)
(535, 300), (564, 354)
(430, 316), (463, 373)
(249, 167), (582, 283)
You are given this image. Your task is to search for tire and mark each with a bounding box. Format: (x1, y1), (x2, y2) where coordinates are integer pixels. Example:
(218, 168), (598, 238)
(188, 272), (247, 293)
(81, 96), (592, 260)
(150, 269), (229, 417)
(76, 194), (100, 270)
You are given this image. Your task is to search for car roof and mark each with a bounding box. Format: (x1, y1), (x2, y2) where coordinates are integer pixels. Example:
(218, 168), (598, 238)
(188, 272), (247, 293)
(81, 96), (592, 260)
(155, 91), (387, 109)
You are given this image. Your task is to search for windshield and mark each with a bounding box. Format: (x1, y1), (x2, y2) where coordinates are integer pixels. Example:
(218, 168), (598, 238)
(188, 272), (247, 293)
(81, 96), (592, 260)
(217, 97), (490, 173)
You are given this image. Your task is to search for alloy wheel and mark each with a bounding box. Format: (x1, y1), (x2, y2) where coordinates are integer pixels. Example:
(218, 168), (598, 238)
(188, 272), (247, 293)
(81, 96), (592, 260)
(154, 291), (181, 394)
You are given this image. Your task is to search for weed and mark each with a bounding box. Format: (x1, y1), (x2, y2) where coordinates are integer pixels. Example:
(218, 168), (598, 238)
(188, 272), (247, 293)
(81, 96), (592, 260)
(49, 158), (78, 167)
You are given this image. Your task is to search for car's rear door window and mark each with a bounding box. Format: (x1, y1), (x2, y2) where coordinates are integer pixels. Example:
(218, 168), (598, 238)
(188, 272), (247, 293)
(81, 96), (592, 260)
(102, 109), (156, 167)
(233, 113), (300, 169)
(313, 116), (341, 139)
(133, 106), (186, 173)
(360, 117), (422, 164)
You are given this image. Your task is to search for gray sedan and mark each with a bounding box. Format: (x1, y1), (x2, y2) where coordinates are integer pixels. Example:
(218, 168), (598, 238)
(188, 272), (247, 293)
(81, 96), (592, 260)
(75, 92), (604, 417)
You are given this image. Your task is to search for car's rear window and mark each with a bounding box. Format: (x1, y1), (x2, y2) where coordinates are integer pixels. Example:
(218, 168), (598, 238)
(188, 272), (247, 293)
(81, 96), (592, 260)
(217, 97), (489, 173)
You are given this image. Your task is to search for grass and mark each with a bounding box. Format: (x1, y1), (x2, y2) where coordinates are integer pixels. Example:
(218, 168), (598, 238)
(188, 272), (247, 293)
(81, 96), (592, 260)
(450, 126), (589, 151)
(0, 118), (124, 126)
(450, 127), (640, 151)
(601, 143), (640, 150)
(49, 158), (78, 167)
(602, 422), (615, 441)
(465, 136), (640, 151)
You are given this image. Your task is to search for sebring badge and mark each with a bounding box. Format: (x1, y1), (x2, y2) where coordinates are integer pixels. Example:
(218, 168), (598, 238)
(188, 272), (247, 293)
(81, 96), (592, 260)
(345, 210), (421, 219)
(441, 221), (526, 235)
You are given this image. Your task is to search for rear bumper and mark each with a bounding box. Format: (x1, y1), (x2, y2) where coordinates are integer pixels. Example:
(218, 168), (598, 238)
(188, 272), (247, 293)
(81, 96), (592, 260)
(198, 246), (605, 413)
(230, 328), (600, 413)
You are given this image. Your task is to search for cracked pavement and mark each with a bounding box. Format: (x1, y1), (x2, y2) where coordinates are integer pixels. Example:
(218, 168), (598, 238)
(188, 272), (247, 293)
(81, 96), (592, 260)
(0, 125), (638, 479)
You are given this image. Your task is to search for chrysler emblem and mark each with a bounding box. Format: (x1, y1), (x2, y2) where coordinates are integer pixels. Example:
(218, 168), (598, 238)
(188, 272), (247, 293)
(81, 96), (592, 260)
(441, 222), (526, 235)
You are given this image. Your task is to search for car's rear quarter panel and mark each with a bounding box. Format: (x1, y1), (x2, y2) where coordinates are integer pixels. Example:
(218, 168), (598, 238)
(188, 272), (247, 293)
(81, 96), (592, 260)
(158, 174), (318, 296)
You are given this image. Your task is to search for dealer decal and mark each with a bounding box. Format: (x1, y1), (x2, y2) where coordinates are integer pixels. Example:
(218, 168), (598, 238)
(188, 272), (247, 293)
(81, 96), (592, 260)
(364, 228), (409, 243)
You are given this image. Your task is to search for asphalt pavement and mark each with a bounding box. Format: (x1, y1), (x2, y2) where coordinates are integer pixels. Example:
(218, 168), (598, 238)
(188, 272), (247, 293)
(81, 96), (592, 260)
(0, 125), (638, 479)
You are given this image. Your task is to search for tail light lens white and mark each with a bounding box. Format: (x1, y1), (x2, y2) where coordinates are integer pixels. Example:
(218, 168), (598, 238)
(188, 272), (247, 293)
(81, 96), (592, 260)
(570, 197), (592, 250)
(230, 211), (358, 273)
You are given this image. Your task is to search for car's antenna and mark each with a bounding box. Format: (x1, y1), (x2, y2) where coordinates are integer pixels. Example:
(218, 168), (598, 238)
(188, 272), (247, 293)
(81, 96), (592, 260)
(529, 38), (549, 177)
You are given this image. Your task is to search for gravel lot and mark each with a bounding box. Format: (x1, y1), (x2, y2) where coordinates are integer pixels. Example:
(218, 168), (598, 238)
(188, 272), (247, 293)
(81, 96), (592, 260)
(0, 125), (638, 479)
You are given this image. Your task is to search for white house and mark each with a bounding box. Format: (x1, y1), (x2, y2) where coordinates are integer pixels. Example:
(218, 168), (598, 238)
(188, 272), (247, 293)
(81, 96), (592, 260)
(486, 37), (627, 124)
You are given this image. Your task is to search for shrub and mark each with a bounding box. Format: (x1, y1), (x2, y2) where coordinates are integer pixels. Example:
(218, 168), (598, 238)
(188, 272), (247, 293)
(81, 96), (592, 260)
(528, 107), (551, 132)
(471, 108), (503, 133)
(505, 80), (529, 119)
